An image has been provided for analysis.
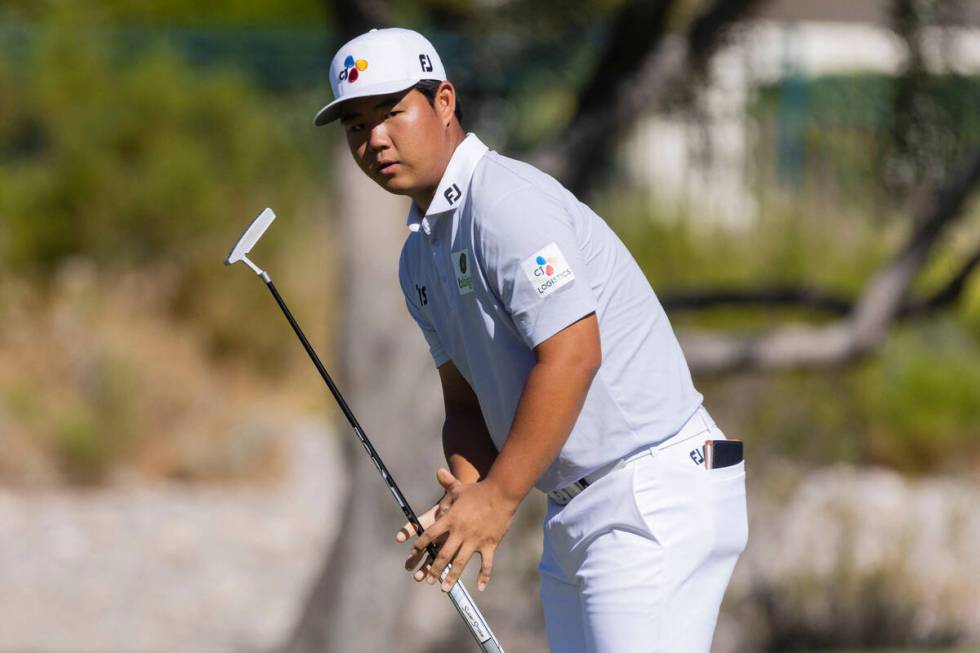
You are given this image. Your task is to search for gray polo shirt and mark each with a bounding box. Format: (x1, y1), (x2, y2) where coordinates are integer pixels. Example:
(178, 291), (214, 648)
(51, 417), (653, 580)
(398, 133), (703, 492)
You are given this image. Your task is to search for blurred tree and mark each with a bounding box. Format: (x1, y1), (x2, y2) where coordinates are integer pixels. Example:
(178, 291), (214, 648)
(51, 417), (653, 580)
(657, 0), (980, 373)
(1, 0), (326, 26)
(674, 147), (980, 373)
(880, 0), (967, 201)
(531, 0), (764, 198)
(283, 2), (778, 652)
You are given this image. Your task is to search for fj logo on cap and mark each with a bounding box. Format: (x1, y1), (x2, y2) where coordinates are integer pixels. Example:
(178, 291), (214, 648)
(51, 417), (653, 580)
(452, 250), (473, 295)
(419, 53), (434, 72)
(521, 243), (575, 298)
(339, 55), (368, 83)
(444, 183), (462, 205)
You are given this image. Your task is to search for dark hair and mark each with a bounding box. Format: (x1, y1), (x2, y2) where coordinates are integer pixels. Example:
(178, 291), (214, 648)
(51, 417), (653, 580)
(413, 79), (463, 125)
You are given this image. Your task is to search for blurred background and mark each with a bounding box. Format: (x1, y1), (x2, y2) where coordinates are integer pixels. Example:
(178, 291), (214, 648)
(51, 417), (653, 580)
(1, 1), (979, 652)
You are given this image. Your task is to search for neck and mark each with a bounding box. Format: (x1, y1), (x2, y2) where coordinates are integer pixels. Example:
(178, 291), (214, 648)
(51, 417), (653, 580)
(412, 125), (467, 213)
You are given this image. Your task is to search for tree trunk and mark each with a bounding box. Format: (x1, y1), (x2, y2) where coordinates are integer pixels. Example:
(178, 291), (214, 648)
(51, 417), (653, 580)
(282, 142), (455, 652)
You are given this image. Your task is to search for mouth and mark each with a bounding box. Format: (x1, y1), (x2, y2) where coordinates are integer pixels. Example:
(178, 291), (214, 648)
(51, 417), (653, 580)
(376, 161), (400, 175)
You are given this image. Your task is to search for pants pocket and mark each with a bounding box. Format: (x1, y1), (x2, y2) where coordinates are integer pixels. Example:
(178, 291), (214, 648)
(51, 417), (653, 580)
(708, 461), (748, 557)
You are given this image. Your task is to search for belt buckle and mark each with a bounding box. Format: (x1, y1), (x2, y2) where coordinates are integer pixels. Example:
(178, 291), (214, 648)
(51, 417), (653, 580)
(549, 479), (588, 505)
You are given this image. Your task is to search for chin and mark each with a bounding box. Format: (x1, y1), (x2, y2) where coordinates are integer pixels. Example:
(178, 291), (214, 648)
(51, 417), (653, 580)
(375, 174), (414, 195)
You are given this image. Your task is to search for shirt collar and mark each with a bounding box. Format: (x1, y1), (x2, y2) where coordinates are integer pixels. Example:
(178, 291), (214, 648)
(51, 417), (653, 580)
(406, 132), (489, 236)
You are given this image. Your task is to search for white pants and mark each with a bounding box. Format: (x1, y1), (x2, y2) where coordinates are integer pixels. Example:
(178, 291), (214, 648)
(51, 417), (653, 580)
(539, 408), (748, 652)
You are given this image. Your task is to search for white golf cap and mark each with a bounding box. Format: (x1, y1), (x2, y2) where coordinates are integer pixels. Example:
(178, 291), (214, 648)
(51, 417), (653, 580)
(313, 28), (447, 126)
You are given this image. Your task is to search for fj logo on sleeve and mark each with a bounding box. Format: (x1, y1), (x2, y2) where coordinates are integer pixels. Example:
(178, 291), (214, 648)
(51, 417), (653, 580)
(452, 250), (473, 295)
(521, 243), (575, 298)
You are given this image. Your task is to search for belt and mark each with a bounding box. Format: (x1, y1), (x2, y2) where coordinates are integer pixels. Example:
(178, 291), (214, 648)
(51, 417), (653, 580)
(546, 407), (716, 505)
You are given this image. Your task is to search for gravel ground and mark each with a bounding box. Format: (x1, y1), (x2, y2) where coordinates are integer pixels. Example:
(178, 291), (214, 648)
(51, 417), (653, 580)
(0, 420), (343, 653)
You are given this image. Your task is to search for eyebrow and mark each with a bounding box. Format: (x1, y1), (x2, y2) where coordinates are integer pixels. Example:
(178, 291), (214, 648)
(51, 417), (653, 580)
(340, 97), (401, 124)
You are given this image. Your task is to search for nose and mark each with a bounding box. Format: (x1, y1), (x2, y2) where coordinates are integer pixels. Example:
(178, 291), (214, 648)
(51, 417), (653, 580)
(367, 121), (390, 151)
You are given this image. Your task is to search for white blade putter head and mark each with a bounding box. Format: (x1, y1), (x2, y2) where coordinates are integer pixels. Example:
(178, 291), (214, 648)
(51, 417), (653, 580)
(225, 208), (275, 277)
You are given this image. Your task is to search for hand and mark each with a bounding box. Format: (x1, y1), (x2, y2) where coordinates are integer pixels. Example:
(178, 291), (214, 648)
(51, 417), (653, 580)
(394, 478), (456, 582)
(409, 468), (518, 593)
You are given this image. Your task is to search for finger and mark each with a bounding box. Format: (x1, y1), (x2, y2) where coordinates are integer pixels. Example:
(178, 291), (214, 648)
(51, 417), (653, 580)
(396, 503), (439, 542)
(414, 559), (432, 582)
(395, 521), (416, 543)
(426, 534), (462, 585)
(404, 546), (427, 571)
(436, 467), (461, 491)
(413, 518), (449, 555)
(477, 548), (495, 592)
(405, 531), (446, 571)
(440, 544), (475, 592)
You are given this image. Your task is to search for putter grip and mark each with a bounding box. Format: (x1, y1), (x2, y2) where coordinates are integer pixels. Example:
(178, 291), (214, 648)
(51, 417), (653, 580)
(447, 578), (505, 652)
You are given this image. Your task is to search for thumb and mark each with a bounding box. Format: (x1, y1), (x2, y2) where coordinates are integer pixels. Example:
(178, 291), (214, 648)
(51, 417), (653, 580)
(436, 467), (460, 491)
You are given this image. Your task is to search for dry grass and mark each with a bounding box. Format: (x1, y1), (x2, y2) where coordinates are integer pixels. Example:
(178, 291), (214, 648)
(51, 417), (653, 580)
(0, 256), (330, 487)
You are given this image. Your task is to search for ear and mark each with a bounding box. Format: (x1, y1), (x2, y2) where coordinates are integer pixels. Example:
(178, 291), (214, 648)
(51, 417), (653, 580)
(435, 81), (457, 127)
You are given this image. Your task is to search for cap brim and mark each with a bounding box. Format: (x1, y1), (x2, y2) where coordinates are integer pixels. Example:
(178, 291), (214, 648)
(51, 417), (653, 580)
(313, 79), (421, 126)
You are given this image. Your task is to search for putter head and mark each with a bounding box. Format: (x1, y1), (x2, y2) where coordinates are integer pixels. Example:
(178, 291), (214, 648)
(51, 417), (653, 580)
(225, 208), (276, 265)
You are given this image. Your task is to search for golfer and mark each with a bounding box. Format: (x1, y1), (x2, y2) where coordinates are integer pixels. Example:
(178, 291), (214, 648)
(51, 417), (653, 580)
(314, 28), (748, 652)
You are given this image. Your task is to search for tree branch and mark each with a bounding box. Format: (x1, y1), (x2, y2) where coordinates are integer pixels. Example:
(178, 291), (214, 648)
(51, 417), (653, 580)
(906, 246), (980, 315)
(661, 244), (980, 317)
(679, 148), (980, 374)
(531, 0), (764, 197)
(326, 0), (391, 41)
(662, 287), (853, 314)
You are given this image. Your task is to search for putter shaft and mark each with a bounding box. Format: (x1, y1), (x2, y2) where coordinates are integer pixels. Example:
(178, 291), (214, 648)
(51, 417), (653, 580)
(262, 277), (504, 653)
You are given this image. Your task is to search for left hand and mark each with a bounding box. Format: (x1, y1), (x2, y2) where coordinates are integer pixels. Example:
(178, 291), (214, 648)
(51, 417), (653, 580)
(409, 467), (518, 593)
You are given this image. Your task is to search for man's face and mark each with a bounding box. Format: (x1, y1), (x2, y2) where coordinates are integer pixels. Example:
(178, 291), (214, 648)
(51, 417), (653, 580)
(340, 87), (452, 198)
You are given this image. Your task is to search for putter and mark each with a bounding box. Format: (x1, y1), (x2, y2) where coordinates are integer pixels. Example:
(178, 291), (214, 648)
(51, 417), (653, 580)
(225, 208), (505, 653)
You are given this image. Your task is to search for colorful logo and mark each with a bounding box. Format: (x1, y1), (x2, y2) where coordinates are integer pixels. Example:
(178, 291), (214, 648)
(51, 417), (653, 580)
(522, 243), (575, 298)
(338, 55), (368, 83)
(535, 255), (558, 277)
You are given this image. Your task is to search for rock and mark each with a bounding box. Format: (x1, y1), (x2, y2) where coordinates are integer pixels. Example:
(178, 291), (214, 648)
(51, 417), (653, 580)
(0, 419), (343, 653)
(716, 463), (980, 652)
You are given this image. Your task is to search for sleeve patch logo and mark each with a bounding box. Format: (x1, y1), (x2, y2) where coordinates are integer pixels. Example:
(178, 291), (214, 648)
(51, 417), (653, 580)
(452, 250), (474, 295)
(521, 243), (575, 298)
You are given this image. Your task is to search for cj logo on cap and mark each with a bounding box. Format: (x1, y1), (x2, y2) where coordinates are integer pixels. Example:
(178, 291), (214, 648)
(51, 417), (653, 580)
(339, 55), (368, 83)
(419, 53), (433, 72)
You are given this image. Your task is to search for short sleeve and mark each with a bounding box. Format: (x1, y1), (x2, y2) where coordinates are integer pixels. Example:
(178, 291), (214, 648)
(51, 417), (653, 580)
(475, 187), (597, 348)
(398, 244), (451, 368)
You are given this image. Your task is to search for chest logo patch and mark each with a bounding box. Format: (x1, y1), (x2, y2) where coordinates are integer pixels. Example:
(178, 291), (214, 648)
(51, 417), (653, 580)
(452, 250), (474, 295)
(521, 242), (575, 298)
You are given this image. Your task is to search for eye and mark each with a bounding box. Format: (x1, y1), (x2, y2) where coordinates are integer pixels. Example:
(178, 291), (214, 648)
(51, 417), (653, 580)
(347, 123), (365, 134)
(386, 110), (401, 119)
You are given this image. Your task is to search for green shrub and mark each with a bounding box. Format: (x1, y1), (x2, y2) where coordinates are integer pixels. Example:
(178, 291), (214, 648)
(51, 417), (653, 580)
(55, 404), (116, 486)
(0, 8), (315, 274)
(0, 6), (333, 369)
(856, 322), (980, 473)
